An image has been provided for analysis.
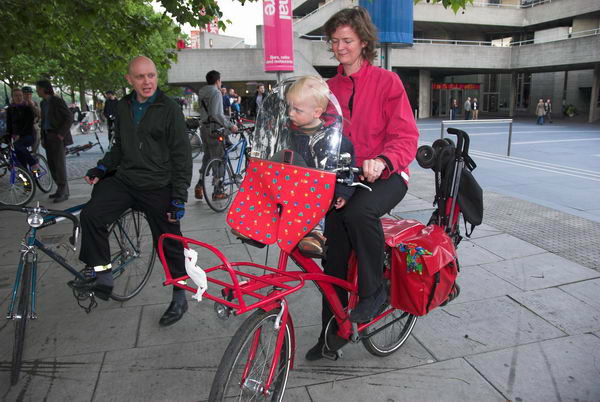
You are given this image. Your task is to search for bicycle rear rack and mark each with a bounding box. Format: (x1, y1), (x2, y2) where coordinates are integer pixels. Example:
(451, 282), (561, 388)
(158, 234), (305, 315)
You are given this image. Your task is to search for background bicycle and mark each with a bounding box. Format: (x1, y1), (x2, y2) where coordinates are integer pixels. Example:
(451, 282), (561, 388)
(1, 203), (156, 385)
(0, 138), (53, 205)
(186, 117), (202, 160)
(201, 125), (252, 213)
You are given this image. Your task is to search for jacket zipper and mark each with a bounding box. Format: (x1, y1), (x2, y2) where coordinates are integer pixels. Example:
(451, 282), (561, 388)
(348, 76), (355, 118)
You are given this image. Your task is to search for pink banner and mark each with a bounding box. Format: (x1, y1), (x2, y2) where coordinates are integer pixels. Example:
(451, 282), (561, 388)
(263, 0), (294, 72)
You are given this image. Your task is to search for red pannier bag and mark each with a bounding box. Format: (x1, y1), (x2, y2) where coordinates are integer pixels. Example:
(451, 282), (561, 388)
(389, 224), (458, 316)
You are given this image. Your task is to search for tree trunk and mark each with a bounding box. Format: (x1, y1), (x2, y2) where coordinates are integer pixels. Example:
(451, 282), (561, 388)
(79, 82), (87, 111)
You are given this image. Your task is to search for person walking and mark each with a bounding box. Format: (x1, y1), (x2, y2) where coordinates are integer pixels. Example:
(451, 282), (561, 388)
(193, 70), (238, 200)
(450, 99), (459, 120)
(72, 56), (192, 327)
(472, 97), (479, 120)
(21, 86), (41, 153)
(250, 83), (267, 118)
(103, 91), (119, 143)
(36, 79), (73, 202)
(545, 98), (553, 123)
(464, 97), (472, 120)
(536, 99), (546, 125)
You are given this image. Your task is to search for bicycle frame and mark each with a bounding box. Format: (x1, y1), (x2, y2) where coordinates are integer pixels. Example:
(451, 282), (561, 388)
(5, 204), (142, 319)
(158, 233), (403, 395)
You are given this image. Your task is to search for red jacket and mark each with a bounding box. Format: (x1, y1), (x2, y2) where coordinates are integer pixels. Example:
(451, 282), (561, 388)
(328, 61), (419, 182)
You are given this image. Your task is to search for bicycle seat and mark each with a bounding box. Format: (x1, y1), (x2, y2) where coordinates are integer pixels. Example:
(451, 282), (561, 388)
(381, 218), (426, 247)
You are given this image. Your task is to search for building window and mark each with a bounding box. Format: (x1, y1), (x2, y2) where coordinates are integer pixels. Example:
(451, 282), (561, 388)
(516, 72), (532, 109)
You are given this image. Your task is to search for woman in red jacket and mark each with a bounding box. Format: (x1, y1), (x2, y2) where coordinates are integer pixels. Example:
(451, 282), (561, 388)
(306, 6), (419, 361)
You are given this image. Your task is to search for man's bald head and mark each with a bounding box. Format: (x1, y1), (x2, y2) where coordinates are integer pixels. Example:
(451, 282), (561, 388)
(125, 55), (158, 103)
(128, 56), (156, 75)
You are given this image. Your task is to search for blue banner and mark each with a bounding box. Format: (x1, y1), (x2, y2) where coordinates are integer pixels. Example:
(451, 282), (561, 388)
(359, 0), (413, 44)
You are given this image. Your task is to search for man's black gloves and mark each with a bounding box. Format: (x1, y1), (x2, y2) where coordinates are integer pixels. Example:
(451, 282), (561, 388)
(168, 199), (185, 222)
(86, 164), (107, 181)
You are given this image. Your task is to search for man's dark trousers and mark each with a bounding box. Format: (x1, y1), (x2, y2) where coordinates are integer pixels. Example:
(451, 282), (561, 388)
(43, 130), (69, 192)
(79, 176), (186, 279)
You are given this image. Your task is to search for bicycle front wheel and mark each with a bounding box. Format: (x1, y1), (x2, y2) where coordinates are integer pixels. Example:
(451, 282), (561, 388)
(203, 158), (235, 213)
(0, 166), (36, 206)
(33, 153), (54, 193)
(109, 210), (156, 302)
(188, 130), (202, 160)
(362, 307), (417, 357)
(11, 262), (31, 385)
(209, 308), (292, 401)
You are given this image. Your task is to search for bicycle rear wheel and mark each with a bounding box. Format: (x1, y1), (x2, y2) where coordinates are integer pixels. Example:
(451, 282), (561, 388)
(203, 158), (235, 213)
(109, 210), (156, 302)
(11, 262), (31, 385)
(0, 166), (36, 206)
(362, 307), (417, 357)
(209, 308), (292, 401)
(188, 130), (202, 160)
(33, 153), (54, 193)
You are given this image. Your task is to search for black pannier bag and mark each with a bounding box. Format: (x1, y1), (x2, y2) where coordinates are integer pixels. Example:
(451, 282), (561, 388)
(458, 167), (483, 228)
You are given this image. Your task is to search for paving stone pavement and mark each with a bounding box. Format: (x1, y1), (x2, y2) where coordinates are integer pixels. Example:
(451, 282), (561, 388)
(0, 150), (599, 401)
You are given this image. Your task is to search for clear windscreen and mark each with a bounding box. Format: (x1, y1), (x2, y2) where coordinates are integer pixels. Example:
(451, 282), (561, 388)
(249, 77), (345, 171)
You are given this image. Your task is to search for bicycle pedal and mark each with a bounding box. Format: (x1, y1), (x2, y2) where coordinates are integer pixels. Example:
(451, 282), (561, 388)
(322, 347), (343, 361)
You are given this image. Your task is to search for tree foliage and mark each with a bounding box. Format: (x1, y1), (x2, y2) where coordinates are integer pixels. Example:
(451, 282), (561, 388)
(0, 0), (256, 98)
(413, 0), (474, 13)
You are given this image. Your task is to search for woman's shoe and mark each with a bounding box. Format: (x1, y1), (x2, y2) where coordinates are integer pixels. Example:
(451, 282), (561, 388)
(305, 338), (325, 361)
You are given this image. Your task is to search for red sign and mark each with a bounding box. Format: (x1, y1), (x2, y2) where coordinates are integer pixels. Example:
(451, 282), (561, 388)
(263, 0), (294, 72)
(432, 83), (481, 90)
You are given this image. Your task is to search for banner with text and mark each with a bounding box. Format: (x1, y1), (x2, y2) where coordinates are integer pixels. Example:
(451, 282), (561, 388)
(263, 0), (294, 72)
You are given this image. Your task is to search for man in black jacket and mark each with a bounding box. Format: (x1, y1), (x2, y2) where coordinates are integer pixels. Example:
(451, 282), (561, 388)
(36, 79), (73, 202)
(72, 56), (193, 327)
(249, 83), (267, 118)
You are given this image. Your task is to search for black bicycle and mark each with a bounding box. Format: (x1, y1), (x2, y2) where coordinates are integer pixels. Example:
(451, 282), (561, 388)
(1, 203), (156, 385)
(202, 126), (252, 212)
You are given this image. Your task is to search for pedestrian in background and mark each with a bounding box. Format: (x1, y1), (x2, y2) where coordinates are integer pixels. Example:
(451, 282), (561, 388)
(472, 97), (479, 120)
(6, 88), (39, 171)
(37, 79), (73, 202)
(450, 99), (459, 120)
(464, 97), (472, 120)
(194, 70), (238, 200)
(545, 99), (553, 123)
(103, 91), (119, 143)
(536, 98), (546, 125)
(21, 86), (41, 153)
(250, 83), (267, 118)
(221, 86), (231, 116)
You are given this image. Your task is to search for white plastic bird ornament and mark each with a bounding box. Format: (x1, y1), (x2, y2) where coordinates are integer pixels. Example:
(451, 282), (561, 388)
(184, 248), (207, 301)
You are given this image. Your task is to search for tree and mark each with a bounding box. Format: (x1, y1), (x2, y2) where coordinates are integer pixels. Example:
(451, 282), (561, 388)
(413, 0), (474, 13)
(0, 0), (256, 97)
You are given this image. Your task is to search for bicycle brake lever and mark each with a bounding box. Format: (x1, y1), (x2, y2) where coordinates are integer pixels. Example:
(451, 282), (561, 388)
(348, 182), (372, 192)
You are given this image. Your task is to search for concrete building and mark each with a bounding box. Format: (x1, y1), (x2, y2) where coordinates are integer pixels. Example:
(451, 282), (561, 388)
(168, 0), (600, 122)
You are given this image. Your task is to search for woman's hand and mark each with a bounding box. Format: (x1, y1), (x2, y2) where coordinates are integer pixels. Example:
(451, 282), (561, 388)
(361, 158), (386, 183)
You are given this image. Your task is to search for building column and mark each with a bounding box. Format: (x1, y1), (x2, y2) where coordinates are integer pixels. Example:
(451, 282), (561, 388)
(588, 64), (600, 123)
(418, 69), (431, 119)
(508, 73), (517, 118)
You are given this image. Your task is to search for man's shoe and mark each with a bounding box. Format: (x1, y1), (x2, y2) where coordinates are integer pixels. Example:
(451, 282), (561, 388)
(349, 285), (387, 323)
(68, 267), (113, 301)
(159, 299), (188, 327)
(305, 338), (325, 361)
(194, 185), (204, 200)
(53, 193), (69, 203)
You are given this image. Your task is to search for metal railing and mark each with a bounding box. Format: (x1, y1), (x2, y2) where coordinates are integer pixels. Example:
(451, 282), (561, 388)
(441, 119), (514, 156)
(471, 0), (551, 9)
(294, 0), (352, 25)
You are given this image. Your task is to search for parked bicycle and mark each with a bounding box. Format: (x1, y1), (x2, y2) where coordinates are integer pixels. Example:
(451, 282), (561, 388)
(1, 203), (156, 385)
(0, 138), (54, 205)
(185, 117), (202, 160)
(201, 125), (252, 213)
(157, 83), (481, 400)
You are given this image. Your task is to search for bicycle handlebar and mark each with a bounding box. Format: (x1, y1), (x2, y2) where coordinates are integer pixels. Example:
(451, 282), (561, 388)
(0, 204), (80, 246)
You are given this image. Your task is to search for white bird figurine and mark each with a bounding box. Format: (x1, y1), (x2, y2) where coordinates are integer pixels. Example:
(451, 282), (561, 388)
(184, 248), (207, 302)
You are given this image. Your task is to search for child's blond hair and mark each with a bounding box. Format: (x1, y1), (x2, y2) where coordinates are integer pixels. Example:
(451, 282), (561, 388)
(286, 76), (329, 111)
